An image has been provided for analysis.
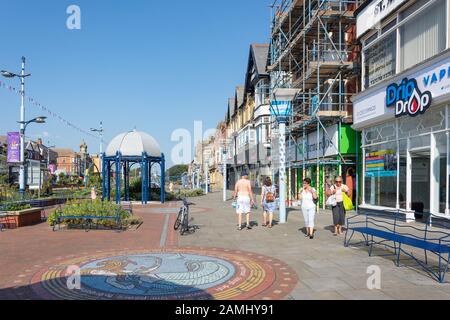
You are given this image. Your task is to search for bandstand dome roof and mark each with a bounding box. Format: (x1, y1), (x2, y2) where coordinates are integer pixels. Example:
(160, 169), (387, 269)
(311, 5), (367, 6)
(105, 130), (161, 157)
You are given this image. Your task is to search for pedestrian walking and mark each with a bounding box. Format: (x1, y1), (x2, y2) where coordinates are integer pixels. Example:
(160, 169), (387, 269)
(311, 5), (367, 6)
(91, 186), (97, 200)
(327, 176), (349, 236)
(261, 177), (276, 228)
(233, 172), (255, 231)
(299, 178), (318, 239)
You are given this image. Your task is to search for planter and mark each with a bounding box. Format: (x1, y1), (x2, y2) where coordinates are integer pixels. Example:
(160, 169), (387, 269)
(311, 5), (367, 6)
(30, 199), (57, 208)
(1, 208), (43, 229)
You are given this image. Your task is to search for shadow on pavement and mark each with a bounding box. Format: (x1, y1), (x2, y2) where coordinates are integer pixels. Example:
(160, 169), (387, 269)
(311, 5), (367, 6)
(0, 274), (215, 300)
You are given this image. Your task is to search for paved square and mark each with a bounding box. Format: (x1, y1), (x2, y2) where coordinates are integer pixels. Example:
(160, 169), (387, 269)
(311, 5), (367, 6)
(1, 192), (450, 300)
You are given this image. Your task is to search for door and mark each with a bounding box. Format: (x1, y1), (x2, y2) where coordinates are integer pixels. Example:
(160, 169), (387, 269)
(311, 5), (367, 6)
(410, 150), (431, 215)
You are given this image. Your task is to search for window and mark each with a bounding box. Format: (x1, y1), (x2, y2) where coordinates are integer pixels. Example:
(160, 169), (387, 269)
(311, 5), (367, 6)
(435, 133), (448, 214)
(365, 142), (398, 208)
(399, 139), (407, 209)
(364, 31), (397, 88)
(400, 0), (447, 71)
(255, 79), (270, 107)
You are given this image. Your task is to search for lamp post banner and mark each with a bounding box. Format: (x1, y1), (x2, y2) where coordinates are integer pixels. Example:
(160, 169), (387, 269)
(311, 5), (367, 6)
(7, 132), (20, 163)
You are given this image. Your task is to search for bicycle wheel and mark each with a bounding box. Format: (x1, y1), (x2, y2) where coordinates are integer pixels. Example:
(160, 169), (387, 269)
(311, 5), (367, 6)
(174, 209), (183, 230)
(180, 213), (189, 235)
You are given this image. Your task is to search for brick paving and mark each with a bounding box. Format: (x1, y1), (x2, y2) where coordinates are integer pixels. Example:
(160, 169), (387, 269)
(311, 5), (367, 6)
(1, 192), (450, 300)
(179, 192), (450, 300)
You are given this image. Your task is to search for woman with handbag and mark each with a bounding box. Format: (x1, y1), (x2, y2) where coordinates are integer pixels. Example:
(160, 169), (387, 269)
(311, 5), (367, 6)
(299, 178), (318, 239)
(261, 177), (276, 228)
(327, 176), (349, 236)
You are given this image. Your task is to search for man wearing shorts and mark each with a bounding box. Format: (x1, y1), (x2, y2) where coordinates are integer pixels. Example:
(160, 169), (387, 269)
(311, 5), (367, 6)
(233, 172), (255, 231)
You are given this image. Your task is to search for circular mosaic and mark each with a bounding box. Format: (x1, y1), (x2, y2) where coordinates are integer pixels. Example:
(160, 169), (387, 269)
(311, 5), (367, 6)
(31, 248), (297, 300)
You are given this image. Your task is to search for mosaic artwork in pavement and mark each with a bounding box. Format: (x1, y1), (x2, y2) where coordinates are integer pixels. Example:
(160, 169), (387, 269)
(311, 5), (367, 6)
(31, 248), (297, 300)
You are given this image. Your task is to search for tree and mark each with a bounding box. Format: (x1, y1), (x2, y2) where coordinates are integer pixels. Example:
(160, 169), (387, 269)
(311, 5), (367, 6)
(166, 165), (188, 181)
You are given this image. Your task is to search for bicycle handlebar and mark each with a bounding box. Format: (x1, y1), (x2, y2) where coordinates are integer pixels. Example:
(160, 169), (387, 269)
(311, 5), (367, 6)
(182, 198), (195, 206)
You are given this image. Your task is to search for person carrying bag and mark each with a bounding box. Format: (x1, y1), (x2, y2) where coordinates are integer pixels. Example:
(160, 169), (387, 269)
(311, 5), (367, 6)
(261, 177), (276, 229)
(327, 176), (349, 236)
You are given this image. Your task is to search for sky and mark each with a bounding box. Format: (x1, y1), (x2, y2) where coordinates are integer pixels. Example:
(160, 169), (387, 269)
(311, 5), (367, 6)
(0, 0), (271, 167)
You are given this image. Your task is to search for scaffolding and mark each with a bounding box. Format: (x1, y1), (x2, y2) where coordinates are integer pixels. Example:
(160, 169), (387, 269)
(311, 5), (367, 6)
(269, 0), (363, 204)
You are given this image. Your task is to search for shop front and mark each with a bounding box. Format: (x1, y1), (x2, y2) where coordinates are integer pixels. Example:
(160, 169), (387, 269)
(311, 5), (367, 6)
(288, 123), (359, 208)
(353, 50), (450, 221)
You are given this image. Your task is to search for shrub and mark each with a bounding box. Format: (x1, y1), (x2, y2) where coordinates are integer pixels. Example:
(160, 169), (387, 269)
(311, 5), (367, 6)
(48, 200), (131, 228)
(1, 203), (32, 211)
(168, 188), (204, 200)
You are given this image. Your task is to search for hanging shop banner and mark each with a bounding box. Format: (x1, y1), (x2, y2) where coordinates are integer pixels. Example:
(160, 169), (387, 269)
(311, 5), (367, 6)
(7, 132), (20, 163)
(353, 53), (450, 128)
(365, 150), (397, 178)
(296, 125), (339, 161)
(357, 0), (407, 38)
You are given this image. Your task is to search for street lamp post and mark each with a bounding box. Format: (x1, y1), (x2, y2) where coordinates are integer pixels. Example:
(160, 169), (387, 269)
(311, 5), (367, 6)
(270, 89), (297, 224)
(220, 145), (228, 202)
(2, 57), (32, 198)
(17, 117), (47, 197)
(91, 121), (104, 172)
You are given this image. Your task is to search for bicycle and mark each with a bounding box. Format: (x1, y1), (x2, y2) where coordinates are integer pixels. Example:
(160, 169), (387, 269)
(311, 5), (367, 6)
(174, 198), (195, 235)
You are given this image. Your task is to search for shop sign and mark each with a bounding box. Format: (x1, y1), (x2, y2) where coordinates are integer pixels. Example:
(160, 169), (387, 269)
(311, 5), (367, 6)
(296, 125), (339, 161)
(357, 0), (407, 38)
(386, 78), (432, 117)
(365, 150), (397, 178)
(353, 54), (450, 128)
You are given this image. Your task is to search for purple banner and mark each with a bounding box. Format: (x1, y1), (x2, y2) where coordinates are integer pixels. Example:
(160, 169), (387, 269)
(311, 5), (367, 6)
(48, 164), (56, 174)
(7, 132), (20, 163)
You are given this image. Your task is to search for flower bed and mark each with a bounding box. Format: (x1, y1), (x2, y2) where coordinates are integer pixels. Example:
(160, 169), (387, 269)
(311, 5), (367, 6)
(48, 200), (139, 230)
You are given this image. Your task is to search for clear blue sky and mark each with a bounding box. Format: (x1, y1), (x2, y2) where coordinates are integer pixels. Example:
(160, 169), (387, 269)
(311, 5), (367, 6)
(0, 0), (270, 166)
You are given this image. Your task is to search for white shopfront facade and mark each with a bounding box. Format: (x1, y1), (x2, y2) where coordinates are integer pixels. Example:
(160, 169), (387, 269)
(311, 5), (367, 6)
(353, 50), (450, 220)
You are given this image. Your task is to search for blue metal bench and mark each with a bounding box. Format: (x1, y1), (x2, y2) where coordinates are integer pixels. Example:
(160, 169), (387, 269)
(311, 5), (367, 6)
(345, 210), (450, 283)
(52, 205), (123, 232)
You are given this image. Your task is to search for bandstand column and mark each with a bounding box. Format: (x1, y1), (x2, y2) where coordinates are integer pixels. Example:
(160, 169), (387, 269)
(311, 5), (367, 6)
(160, 154), (166, 204)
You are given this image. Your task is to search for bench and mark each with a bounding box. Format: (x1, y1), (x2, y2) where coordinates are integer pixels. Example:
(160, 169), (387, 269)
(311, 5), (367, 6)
(121, 202), (133, 216)
(52, 205), (123, 232)
(344, 210), (450, 283)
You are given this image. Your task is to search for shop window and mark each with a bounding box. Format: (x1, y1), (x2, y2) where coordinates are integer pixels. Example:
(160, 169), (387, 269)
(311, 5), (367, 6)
(399, 107), (446, 139)
(400, 0), (447, 71)
(364, 121), (396, 145)
(410, 135), (431, 150)
(364, 32), (397, 88)
(365, 142), (398, 208)
(399, 140), (407, 209)
(436, 133), (448, 214)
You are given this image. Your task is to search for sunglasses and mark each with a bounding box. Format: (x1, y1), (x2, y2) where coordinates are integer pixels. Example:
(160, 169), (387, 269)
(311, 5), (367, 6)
(335, 181), (342, 183)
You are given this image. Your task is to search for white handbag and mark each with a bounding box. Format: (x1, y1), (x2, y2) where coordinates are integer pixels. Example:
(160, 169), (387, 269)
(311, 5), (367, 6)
(326, 195), (337, 207)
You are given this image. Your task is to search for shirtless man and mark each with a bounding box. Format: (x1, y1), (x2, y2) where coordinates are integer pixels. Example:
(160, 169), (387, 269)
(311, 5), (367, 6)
(233, 171), (255, 231)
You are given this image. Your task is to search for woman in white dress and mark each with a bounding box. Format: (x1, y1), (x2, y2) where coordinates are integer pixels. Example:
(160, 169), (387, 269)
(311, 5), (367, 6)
(299, 178), (318, 239)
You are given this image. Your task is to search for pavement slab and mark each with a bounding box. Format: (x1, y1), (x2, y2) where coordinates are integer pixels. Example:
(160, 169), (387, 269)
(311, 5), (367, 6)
(1, 192), (450, 300)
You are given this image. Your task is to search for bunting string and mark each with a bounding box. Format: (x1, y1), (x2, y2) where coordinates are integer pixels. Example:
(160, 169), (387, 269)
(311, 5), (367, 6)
(0, 80), (99, 140)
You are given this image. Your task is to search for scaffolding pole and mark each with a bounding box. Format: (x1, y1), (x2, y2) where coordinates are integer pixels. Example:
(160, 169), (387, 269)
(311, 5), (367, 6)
(269, 0), (362, 207)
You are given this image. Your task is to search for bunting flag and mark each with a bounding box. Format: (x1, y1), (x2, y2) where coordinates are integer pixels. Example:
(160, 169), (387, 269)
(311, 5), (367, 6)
(0, 80), (99, 140)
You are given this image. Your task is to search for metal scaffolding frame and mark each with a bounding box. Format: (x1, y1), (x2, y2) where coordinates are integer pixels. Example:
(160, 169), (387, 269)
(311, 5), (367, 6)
(269, 0), (363, 202)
